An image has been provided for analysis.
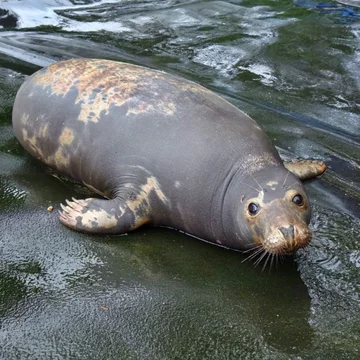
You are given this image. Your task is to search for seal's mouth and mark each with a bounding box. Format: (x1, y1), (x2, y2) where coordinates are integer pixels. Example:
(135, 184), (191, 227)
(246, 211), (312, 255)
(261, 222), (312, 255)
(242, 221), (311, 269)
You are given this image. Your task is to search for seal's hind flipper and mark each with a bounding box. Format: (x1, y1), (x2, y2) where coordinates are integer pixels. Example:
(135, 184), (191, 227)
(59, 197), (151, 234)
(284, 160), (326, 181)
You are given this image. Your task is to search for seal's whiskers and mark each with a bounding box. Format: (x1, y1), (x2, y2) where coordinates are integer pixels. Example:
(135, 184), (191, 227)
(253, 250), (267, 268)
(282, 170), (290, 188)
(242, 246), (264, 263)
(270, 253), (278, 270)
(237, 180), (262, 193)
(262, 252), (272, 272)
(285, 181), (299, 190)
(249, 173), (263, 192)
(244, 249), (264, 263)
(242, 244), (262, 254)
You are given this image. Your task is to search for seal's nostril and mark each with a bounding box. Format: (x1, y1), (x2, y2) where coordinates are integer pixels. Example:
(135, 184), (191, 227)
(279, 225), (295, 240)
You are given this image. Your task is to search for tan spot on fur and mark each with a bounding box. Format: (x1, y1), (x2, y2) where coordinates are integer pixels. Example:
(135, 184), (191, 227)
(22, 129), (44, 157)
(158, 100), (176, 115)
(119, 206), (125, 217)
(21, 113), (29, 125)
(267, 180), (278, 190)
(142, 176), (169, 204)
(32, 60), (84, 98)
(45, 148), (70, 168)
(126, 176), (169, 230)
(32, 59), (186, 124)
(126, 175), (168, 212)
(33, 59), (149, 123)
(54, 148), (70, 167)
(126, 102), (155, 116)
(39, 123), (49, 138)
(59, 127), (74, 145)
(71, 62), (152, 123)
(22, 121), (71, 168)
(267, 181), (278, 187)
(80, 209), (118, 229)
(126, 100), (176, 116)
(131, 215), (151, 230)
(78, 100), (103, 123)
(126, 196), (147, 214)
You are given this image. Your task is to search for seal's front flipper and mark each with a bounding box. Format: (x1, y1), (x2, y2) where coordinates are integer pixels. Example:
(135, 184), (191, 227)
(59, 197), (151, 234)
(284, 160), (326, 181)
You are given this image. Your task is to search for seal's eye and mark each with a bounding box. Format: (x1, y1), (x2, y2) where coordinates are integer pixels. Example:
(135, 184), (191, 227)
(248, 203), (259, 216)
(292, 194), (304, 206)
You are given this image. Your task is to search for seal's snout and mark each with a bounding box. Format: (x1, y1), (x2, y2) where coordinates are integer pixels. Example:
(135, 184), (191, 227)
(276, 224), (311, 254)
(261, 222), (311, 255)
(279, 225), (295, 241)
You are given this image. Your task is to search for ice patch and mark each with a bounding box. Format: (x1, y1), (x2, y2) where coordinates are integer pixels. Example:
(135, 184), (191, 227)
(193, 45), (246, 76)
(65, 20), (132, 33)
(238, 63), (277, 85)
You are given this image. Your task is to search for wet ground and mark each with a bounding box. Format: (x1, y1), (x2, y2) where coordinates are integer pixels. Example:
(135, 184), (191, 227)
(0, 0), (359, 359)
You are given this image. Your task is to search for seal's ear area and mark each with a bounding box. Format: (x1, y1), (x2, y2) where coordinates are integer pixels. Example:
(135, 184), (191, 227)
(283, 160), (326, 181)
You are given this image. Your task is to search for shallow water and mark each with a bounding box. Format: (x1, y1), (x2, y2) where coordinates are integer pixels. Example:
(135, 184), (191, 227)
(0, 0), (359, 359)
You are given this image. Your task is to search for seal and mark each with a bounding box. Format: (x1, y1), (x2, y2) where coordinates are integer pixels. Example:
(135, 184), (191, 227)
(12, 58), (326, 256)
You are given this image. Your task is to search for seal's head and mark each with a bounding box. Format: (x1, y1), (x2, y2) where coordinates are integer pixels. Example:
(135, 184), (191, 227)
(236, 167), (311, 255)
